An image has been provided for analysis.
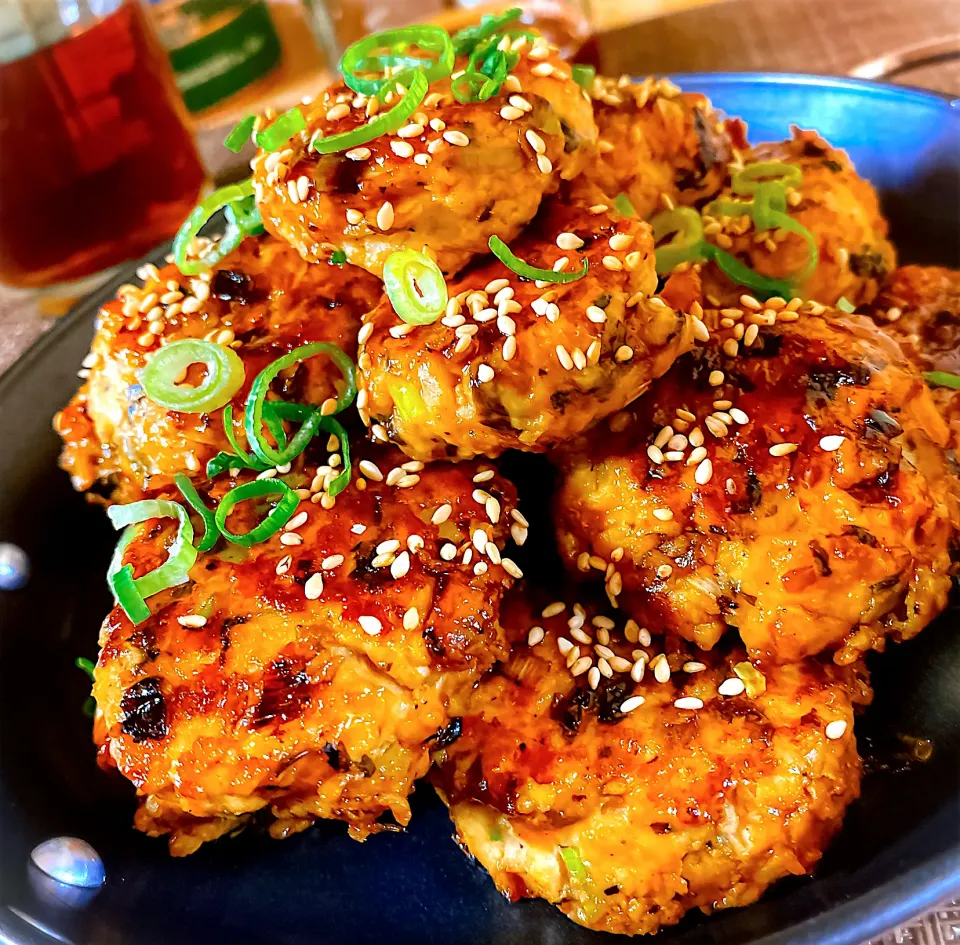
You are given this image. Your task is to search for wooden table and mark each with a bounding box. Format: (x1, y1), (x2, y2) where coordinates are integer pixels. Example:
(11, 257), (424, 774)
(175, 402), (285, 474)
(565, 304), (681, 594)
(0, 7), (958, 937)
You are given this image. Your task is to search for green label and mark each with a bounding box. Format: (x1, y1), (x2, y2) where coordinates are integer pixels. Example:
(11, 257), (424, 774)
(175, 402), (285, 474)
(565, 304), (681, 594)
(169, 2), (282, 113)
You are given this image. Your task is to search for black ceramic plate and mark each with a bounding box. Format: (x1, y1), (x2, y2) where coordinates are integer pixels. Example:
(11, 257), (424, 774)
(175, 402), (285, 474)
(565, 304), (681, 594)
(1, 75), (959, 945)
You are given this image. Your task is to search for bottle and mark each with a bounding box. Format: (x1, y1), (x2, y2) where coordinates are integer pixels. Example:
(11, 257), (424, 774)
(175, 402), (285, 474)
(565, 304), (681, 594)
(0, 0), (207, 290)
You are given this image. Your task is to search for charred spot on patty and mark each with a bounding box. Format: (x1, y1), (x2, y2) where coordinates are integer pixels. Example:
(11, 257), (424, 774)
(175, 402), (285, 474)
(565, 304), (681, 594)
(120, 677), (167, 742)
(211, 269), (257, 304)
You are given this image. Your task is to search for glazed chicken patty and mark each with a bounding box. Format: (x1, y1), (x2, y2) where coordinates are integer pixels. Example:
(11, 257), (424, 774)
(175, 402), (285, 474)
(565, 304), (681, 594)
(554, 311), (959, 664)
(358, 198), (692, 461)
(699, 128), (896, 307)
(434, 596), (870, 937)
(571, 74), (739, 219)
(866, 265), (960, 444)
(92, 449), (522, 855)
(55, 236), (381, 502)
(254, 33), (597, 278)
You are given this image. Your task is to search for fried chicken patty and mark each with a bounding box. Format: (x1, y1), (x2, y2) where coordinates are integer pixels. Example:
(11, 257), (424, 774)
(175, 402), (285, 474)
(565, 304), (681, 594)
(54, 237), (381, 502)
(358, 198), (691, 461)
(433, 596), (870, 936)
(571, 74), (739, 219)
(92, 448), (522, 855)
(866, 265), (960, 444)
(699, 129), (896, 307)
(254, 34), (597, 278)
(554, 311), (959, 665)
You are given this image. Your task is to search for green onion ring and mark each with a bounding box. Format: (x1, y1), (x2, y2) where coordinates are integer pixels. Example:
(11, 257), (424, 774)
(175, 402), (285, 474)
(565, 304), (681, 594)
(215, 480), (300, 546)
(107, 500), (198, 623)
(732, 161), (803, 196)
(173, 179), (256, 275)
(224, 115), (255, 152)
(339, 26), (453, 97)
(488, 235), (588, 284)
(451, 71), (488, 104)
(453, 7), (522, 56)
(612, 193), (636, 218)
(225, 194), (265, 238)
(572, 64), (596, 90)
(255, 107), (307, 151)
(141, 339), (245, 414)
(383, 249), (448, 324)
(560, 846), (588, 881)
(311, 69), (428, 155)
(924, 371), (960, 390)
(75, 656), (96, 681)
(244, 343), (356, 466)
(174, 474), (220, 553)
(319, 416), (352, 496)
(651, 207), (708, 275)
(836, 296), (856, 313)
(708, 245), (794, 300)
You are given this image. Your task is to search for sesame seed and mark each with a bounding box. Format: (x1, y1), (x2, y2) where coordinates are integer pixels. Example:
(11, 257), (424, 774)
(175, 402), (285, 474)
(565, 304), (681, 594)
(359, 460), (383, 481)
(476, 363), (495, 384)
(708, 370), (724, 386)
(502, 557), (524, 579)
(397, 122), (424, 138)
(413, 154), (431, 166)
(620, 695), (645, 713)
(326, 103), (349, 121)
(740, 294), (762, 310)
(595, 643), (615, 660)
(674, 697), (704, 710)
(722, 338), (739, 358)
(542, 601), (566, 618)
(588, 203), (609, 214)
(391, 551), (411, 579)
(285, 511), (308, 531)
(530, 62), (554, 76)
(653, 508), (674, 521)
(653, 656), (671, 683)
(558, 637), (574, 656)
(443, 130), (469, 147)
(304, 573), (325, 599)
(280, 533), (302, 546)
(667, 434), (688, 451)
(743, 323), (760, 347)
(647, 444), (665, 464)
(718, 677), (745, 697)
(572, 347), (587, 370)
(555, 345), (574, 370)
(693, 318), (710, 342)
(502, 336), (517, 361)
(587, 666), (601, 690)
(705, 416), (728, 438)
(729, 408), (749, 425)
(358, 615), (382, 636)
(689, 427), (704, 446)
(396, 474), (420, 488)
(585, 305), (606, 324)
(537, 154), (553, 174)
(571, 656), (593, 677)
(683, 661), (707, 673)
(276, 555), (292, 576)
(695, 458), (713, 485)
(376, 202), (395, 231)
(345, 147), (371, 161)
(601, 255), (623, 271)
(557, 232), (584, 250)
(657, 564), (673, 579)
(508, 94), (532, 112)
(390, 140), (414, 158)
(570, 627), (592, 646)
(686, 446), (707, 466)
(525, 129), (546, 153)
(177, 614), (207, 628)
(819, 435), (845, 451)
(664, 451), (683, 462)
(825, 719), (848, 740)
(321, 554), (344, 569)
(439, 542), (457, 561)
(769, 442), (798, 457)
(500, 105), (524, 120)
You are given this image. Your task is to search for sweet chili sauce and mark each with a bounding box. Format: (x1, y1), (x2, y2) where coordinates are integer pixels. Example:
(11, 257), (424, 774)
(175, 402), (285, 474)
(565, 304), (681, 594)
(0, 1), (206, 289)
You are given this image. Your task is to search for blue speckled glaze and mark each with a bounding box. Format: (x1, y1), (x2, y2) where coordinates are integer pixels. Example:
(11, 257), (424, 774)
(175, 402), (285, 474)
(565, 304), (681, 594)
(0, 74), (957, 945)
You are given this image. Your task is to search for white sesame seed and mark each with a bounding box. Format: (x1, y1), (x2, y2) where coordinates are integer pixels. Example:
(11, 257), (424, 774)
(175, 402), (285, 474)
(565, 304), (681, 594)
(825, 719), (848, 740)
(620, 695), (645, 713)
(502, 336), (517, 361)
(653, 657), (671, 683)
(695, 458), (713, 485)
(555, 345), (574, 370)
(276, 555), (292, 576)
(571, 656), (593, 677)
(500, 105), (524, 120)
(557, 232), (584, 250)
(587, 666), (601, 690)
(390, 140), (414, 158)
(476, 363), (495, 384)
(304, 573), (325, 599)
(345, 147), (371, 161)
(657, 564), (673, 579)
(558, 637), (574, 656)
(708, 370), (725, 387)
(601, 255), (623, 271)
(769, 442), (798, 457)
(396, 474), (420, 488)
(537, 154), (553, 174)
(630, 659), (646, 683)
(647, 444), (665, 465)
(570, 627), (591, 645)
(358, 615), (382, 636)
(376, 202), (395, 231)
(718, 677), (745, 697)
(543, 601), (566, 618)
(177, 615), (207, 628)
(497, 313), (516, 336)
(683, 661), (707, 674)
(358, 460), (383, 481)
(572, 347), (586, 370)
(391, 551), (411, 579)
(740, 294), (762, 310)
(443, 130), (469, 147)
(524, 129), (546, 154)
(321, 554), (344, 570)
(326, 103), (350, 121)
(280, 533), (303, 546)
(653, 508), (674, 522)
(615, 345), (633, 363)
(819, 435), (846, 451)
(413, 153), (431, 166)
(472, 529), (488, 553)
(397, 122), (424, 138)
(729, 408), (749, 425)
(609, 233), (633, 251)
(284, 511), (308, 532)
(674, 697), (704, 710)
(584, 305), (607, 324)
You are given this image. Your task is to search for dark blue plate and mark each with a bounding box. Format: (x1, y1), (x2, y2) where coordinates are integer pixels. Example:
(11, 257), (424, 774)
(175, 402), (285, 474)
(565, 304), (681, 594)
(1, 74), (958, 945)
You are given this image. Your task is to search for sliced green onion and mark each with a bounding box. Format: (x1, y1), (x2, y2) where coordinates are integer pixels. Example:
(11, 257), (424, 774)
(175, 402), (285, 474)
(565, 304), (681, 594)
(836, 296), (855, 313)
(451, 71), (488, 103)
(224, 115), (256, 153)
(612, 193), (636, 218)
(453, 7), (521, 56)
(732, 161), (803, 196)
(319, 416), (351, 496)
(339, 26), (454, 97)
(651, 207), (707, 275)
(488, 235), (588, 284)
(244, 343), (356, 466)
(107, 500), (198, 623)
(141, 339), (245, 414)
(709, 245), (793, 300)
(571, 64), (595, 90)
(75, 656), (96, 681)
(331, 250), (347, 265)
(311, 69), (428, 155)
(173, 179), (256, 275)
(383, 249), (447, 324)
(222, 404), (257, 465)
(924, 371), (960, 390)
(225, 194), (265, 238)
(560, 846), (587, 881)
(215, 480), (299, 546)
(255, 107), (306, 151)
(174, 474), (220, 553)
